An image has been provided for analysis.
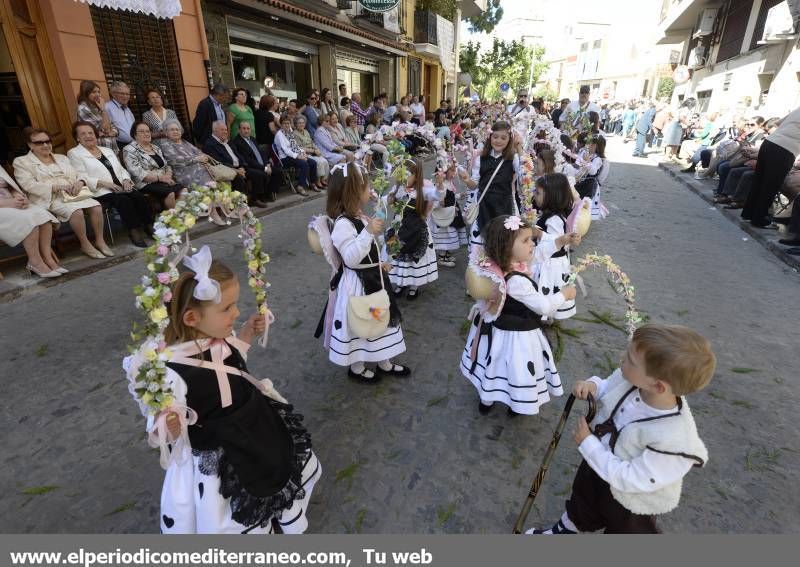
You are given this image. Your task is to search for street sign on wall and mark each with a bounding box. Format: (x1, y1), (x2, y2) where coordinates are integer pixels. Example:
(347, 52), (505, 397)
(358, 0), (401, 12)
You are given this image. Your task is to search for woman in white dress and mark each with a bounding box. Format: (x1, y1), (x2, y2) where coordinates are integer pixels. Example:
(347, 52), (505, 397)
(0, 164), (63, 277)
(13, 127), (111, 259)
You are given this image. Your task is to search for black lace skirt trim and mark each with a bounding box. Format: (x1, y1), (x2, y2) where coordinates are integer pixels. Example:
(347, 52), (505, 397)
(192, 400), (313, 531)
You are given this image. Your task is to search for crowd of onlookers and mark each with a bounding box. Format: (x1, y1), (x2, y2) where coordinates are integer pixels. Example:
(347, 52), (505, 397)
(0, 80), (463, 279)
(620, 97), (800, 256)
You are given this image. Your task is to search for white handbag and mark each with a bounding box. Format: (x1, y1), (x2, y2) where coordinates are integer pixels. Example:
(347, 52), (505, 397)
(347, 242), (391, 340)
(431, 205), (456, 228)
(464, 159), (506, 226)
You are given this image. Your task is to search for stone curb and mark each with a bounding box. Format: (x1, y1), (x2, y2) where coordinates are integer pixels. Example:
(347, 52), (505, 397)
(658, 161), (800, 272)
(0, 191), (326, 304)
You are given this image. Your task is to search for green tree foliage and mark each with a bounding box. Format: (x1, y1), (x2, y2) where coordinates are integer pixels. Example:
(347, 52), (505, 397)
(465, 0), (504, 34)
(657, 77), (676, 101)
(415, 0), (457, 20)
(459, 39), (549, 101)
(533, 85), (559, 103)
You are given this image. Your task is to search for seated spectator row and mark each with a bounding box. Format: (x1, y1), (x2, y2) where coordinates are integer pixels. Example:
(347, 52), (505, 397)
(672, 105), (800, 255)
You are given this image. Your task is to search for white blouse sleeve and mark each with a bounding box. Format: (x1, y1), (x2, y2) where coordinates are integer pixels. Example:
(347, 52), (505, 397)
(585, 156), (602, 176)
(506, 274), (567, 318)
(512, 154), (521, 177)
(331, 217), (374, 268)
(579, 435), (695, 493)
(145, 367), (188, 434)
(421, 179), (443, 203)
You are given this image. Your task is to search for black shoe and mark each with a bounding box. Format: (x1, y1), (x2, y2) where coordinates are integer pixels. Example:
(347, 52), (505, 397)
(347, 367), (380, 383)
(269, 193), (277, 202)
(129, 230), (147, 248)
(681, 166), (696, 173)
(393, 286), (404, 298)
(407, 288), (421, 300)
(773, 217), (790, 225)
(507, 406), (518, 418)
(786, 247), (800, 255)
(479, 401), (493, 415)
(376, 364), (411, 378)
(778, 237), (800, 246)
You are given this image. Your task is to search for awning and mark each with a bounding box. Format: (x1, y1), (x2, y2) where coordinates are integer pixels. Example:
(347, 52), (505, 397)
(76, 0), (182, 19)
(240, 0), (410, 55)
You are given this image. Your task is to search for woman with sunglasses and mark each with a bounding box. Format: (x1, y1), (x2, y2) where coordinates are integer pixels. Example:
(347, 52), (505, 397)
(301, 91), (321, 138)
(14, 127), (112, 260)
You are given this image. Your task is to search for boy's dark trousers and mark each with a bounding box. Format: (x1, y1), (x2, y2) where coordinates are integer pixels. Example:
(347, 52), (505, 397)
(565, 460), (661, 534)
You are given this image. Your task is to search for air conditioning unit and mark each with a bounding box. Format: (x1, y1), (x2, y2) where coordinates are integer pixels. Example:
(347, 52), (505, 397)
(694, 8), (718, 38)
(760, 2), (796, 43)
(689, 45), (708, 68)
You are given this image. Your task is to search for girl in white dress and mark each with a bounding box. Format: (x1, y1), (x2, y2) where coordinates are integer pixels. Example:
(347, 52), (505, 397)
(430, 158), (468, 267)
(461, 215), (577, 415)
(125, 247), (320, 534)
(388, 158), (441, 299)
(535, 173), (579, 320)
(324, 162), (410, 382)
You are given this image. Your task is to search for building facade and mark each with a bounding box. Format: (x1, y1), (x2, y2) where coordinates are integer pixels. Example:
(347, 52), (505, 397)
(0, 0), (483, 165)
(659, 0), (800, 116)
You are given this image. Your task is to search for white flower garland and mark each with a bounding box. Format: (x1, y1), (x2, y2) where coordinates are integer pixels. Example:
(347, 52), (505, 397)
(127, 182), (270, 415)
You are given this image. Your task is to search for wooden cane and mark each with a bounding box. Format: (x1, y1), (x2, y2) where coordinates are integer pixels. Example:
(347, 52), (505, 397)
(512, 393), (597, 534)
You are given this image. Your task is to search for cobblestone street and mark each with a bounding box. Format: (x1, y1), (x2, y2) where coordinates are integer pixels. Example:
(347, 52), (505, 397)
(1, 138), (798, 533)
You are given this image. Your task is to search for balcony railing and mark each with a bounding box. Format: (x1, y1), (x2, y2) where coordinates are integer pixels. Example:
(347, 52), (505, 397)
(337, 0), (353, 9)
(414, 9), (438, 45)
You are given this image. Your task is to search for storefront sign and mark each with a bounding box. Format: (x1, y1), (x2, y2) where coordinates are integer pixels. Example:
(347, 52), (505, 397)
(358, 0), (401, 13)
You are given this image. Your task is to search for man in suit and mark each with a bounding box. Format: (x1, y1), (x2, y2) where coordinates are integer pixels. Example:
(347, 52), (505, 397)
(203, 121), (268, 208)
(231, 120), (281, 202)
(633, 102), (657, 157)
(192, 84), (230, 146)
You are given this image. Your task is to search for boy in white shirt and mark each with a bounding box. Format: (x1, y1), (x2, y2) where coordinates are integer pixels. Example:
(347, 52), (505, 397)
(527, 324), (715, 534)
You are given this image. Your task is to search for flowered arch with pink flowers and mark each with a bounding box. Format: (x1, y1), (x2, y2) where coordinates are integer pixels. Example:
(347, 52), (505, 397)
(127, 182), (270, 416)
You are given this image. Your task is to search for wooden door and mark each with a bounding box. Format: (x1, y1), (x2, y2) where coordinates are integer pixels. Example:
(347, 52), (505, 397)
(408, 56), (421, 98)
(423, 63), (432, 114)
(0, 0), (72, 154)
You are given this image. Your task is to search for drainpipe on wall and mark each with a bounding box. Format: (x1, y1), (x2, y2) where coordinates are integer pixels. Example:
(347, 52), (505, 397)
(194, 0), (213, 89)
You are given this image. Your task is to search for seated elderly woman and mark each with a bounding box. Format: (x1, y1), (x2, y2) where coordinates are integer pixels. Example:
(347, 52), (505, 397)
(0, 164), (63, 277)
(159, 118), (214, 189)
(329, 112), (358, 152)
(13, 126), (111, 260)
(343, 115), (362, 149)
(123, 120), (182, 210)
(68, 121), (153, 247)
(314, 113), (354, 166)
(291, 115), (328, 189)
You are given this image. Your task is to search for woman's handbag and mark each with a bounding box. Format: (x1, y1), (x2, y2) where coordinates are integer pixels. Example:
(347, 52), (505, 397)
(431, 205), (456, 228)
(347, 242), (391, 340)
(464, 159), (505, 226)
(61, 185), (94, 203)
(205, 158), (238, 182)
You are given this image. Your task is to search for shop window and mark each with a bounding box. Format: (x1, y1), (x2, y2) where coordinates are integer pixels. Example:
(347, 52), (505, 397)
(90, 6), (189, 131)
(230, 45), (312, 102)
(716, 0), (752, 62)
(696, 89), (712, 113)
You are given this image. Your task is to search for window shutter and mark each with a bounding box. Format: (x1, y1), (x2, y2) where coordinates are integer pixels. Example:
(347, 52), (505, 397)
(89, 6), (190, 133)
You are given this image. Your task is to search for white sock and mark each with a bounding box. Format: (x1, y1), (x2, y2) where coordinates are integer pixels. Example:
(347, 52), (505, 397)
(351, 362), (366, 374)
(560, 512), (578, 532)
(409, 286), (418, 292)
(378, 359), (393, 371)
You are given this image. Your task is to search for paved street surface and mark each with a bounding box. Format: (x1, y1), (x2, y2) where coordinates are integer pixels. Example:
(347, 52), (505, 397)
(1, 137), (798, 533)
